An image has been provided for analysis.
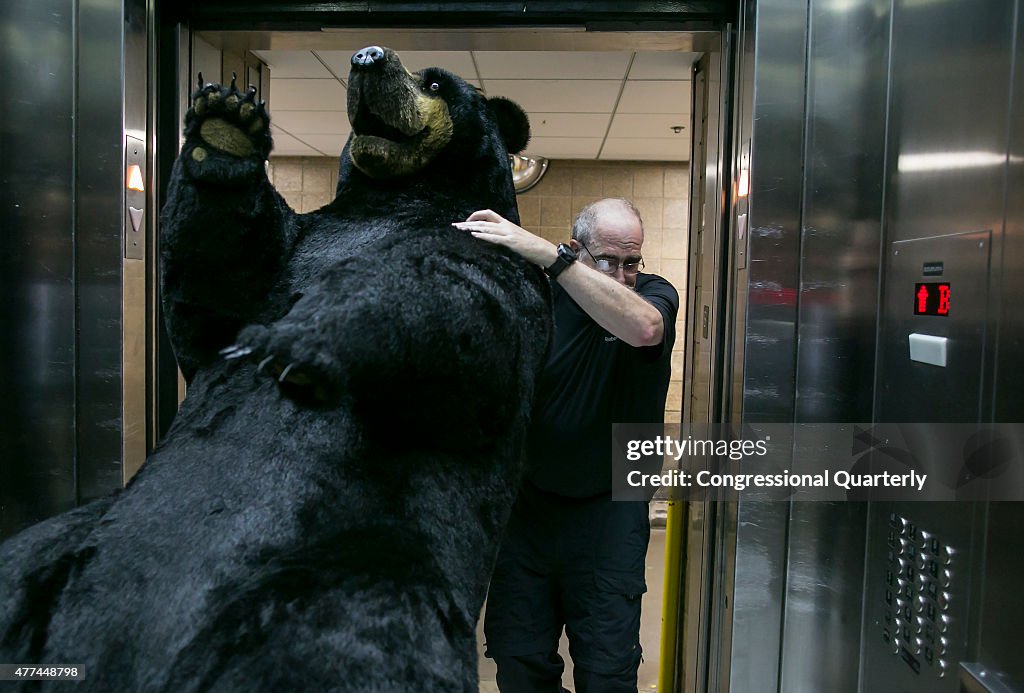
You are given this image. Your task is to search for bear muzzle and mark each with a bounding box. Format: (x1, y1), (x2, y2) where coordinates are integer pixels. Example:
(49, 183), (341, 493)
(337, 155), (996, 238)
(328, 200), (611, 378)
(346, 46), (454, 179)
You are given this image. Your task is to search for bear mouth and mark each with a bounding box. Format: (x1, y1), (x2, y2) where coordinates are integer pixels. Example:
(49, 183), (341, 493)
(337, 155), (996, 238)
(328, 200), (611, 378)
(351, 102), (420, 143)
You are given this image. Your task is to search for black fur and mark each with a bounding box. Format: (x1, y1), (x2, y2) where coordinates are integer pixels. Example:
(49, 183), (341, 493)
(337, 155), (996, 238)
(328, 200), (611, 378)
(0, 48), (551, 691)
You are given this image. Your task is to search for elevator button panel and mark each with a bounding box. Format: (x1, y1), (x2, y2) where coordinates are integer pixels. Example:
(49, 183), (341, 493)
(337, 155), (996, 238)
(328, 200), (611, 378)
(882, 512), (955, 680)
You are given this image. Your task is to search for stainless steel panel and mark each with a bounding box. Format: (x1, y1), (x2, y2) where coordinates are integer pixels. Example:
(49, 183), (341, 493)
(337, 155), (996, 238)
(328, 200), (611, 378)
(862, 503), (980, 689)
(973, 10), (1024, 688)
(684, 45), (730, 429)
(959, 660), (1019, 693)
(0, 0), (77, 538)
(995, 0), (1024, 424)
(975, 503), (1024, 689)
(875, 0), (1014, 424)
(778, 504), (868, 693)
(729, 0), (810, 687)
(778, 2), (891, 688)
(740, 0), (807, 426)
(877, 231), (991, 424)
(727, 501), (789, 692)
(794, 0), (888, 425)
(679, 42), (735, 693)
(76, 0), (125, 502)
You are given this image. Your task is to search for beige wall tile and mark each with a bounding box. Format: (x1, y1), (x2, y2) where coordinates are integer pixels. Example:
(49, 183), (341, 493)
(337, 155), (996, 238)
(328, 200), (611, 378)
(663, 197), (688, 229)
(571, 196), (602, 219)
(661, 258), (688, 292)
(642, 227), (663, 260)
(273, 162), (303, 191)
(664, 166), (689, 196)
(539, 227), (568, 244)
(301, 193), (331, 213)
(633, 197), (663, 233)
(633, 168), (664, 198)
(662, 227), (688, 260)
(516, 194), (541, 227)
(670, 349), (684, 374)
(302, 165), (331, 193)
(540, 196), (571, 227)
(280, 189), (301, 211)
(539, 164), (572, 195)
(665, 380), (683, 413)
(572, 170), (603, 196)
(602, 170), (633, 198)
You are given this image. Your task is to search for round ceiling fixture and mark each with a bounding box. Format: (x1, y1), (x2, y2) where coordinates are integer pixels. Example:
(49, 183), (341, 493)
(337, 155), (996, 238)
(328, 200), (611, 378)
(510, 154), (549, 193)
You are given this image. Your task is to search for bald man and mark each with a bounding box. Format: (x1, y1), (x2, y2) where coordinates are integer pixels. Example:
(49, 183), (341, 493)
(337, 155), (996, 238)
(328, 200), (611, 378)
(455, 198), (679, 693)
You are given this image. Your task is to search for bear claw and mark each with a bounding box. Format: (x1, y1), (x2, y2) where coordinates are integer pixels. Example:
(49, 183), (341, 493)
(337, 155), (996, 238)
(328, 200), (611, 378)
(219, 344), (253, 360)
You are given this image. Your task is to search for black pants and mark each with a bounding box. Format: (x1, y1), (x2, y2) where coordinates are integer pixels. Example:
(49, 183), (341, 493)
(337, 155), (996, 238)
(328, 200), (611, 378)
(483, 484), (650, 693)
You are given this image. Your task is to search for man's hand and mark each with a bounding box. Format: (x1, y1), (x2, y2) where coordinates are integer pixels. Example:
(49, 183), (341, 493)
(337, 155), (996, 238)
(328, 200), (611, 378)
(453, 209), (558, 268)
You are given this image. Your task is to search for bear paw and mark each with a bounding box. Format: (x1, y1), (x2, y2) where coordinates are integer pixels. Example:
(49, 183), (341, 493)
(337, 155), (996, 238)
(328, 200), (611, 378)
(182, 73), (273, 182)
(220, 324), (339, 407)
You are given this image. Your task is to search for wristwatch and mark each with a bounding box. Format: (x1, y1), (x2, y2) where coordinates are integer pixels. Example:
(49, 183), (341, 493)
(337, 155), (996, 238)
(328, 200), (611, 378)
(545, 243), (577, 279)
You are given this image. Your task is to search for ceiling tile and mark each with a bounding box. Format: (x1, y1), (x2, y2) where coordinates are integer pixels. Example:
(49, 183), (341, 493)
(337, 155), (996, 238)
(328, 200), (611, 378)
(297, 134), (348, 157)
(394, 51), (478, 76)
(474, 51), (632, 80)
(253, 50), (333, 79)
(271, 130), (324, 156)
(608, 113), (691, 139)
(617, 81), (691, 114)
(270, 111), (350, 136)
(486, 80), (620, 114)
(627, 52), (700, 80)
(600, 138), (691, 161)
(269, 78), (347, 111)
(526, 113), (610, 138)
(314, 50), (478, 81)
(523, 137), (602, 160)
(314, 49), (367, 78)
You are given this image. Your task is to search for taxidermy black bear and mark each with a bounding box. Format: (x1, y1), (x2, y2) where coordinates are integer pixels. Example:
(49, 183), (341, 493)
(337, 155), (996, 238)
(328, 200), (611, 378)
(0, 46), (551, 691)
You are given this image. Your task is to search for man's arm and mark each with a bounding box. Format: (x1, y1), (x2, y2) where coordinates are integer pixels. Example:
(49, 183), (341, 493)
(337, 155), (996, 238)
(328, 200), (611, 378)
(453, 209), (664, 348)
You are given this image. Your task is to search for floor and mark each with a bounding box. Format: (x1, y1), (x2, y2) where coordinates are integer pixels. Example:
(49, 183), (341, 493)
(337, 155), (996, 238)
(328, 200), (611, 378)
(477, 528), (667, 692)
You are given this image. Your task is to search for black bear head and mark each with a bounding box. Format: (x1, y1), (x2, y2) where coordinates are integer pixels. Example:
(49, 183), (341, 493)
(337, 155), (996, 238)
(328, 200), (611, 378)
(345, 46), (529, 180)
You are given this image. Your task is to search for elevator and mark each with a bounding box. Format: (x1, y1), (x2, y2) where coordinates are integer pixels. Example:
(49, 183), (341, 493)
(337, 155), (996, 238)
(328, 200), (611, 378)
(0, 1), (1022, 691)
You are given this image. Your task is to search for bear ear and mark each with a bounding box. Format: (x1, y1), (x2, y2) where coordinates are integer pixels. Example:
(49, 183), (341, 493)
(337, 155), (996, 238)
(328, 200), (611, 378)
(488, 97), (530, 154)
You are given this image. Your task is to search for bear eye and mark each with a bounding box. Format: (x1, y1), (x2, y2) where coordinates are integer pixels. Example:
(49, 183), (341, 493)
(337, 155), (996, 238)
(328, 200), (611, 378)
(429, 81), (440, 92)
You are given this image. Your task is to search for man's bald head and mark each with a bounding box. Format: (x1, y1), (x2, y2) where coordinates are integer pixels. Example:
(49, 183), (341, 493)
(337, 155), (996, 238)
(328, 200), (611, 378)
(571, 198), (644, 247)
(569, 198), (645, 287)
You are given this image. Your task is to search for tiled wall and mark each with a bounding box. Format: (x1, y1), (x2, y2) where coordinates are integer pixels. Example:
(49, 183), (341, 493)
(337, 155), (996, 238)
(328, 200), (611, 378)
(268, 156), (689, 423)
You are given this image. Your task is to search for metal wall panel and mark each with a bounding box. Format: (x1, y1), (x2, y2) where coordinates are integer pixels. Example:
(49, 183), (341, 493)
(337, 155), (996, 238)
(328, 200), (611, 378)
(728, 0), (809, 687)
(76, 0), (126, 502)
(995, 1), (1024, 426)
(863, 0), (1017, 691)
(0, 0), (128, 537)
(974, 3), (1024, 689)
(778, 2), (891, 688)
(0, 0), (77, 537)
(976, 503), (1024, 688)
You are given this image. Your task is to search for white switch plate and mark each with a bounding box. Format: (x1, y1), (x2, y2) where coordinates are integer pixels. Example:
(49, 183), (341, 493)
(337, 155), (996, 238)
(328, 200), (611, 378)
(909, 333), (948, 367)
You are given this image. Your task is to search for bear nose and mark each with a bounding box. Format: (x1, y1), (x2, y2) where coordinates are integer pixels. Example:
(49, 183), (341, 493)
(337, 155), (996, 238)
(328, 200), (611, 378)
(351, 46), (385, 68)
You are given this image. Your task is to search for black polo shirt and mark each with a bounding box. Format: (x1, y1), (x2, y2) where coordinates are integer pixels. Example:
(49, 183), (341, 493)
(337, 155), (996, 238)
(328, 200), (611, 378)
(524, 273), (679, 498)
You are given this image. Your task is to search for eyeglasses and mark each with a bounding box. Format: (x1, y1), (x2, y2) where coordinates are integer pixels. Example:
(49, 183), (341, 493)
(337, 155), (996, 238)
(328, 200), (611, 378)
(579, 242), (644, 276)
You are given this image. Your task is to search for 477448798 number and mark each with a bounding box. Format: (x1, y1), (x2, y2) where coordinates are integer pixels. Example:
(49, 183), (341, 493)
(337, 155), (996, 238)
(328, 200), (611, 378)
(0, 665), (84, 681)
